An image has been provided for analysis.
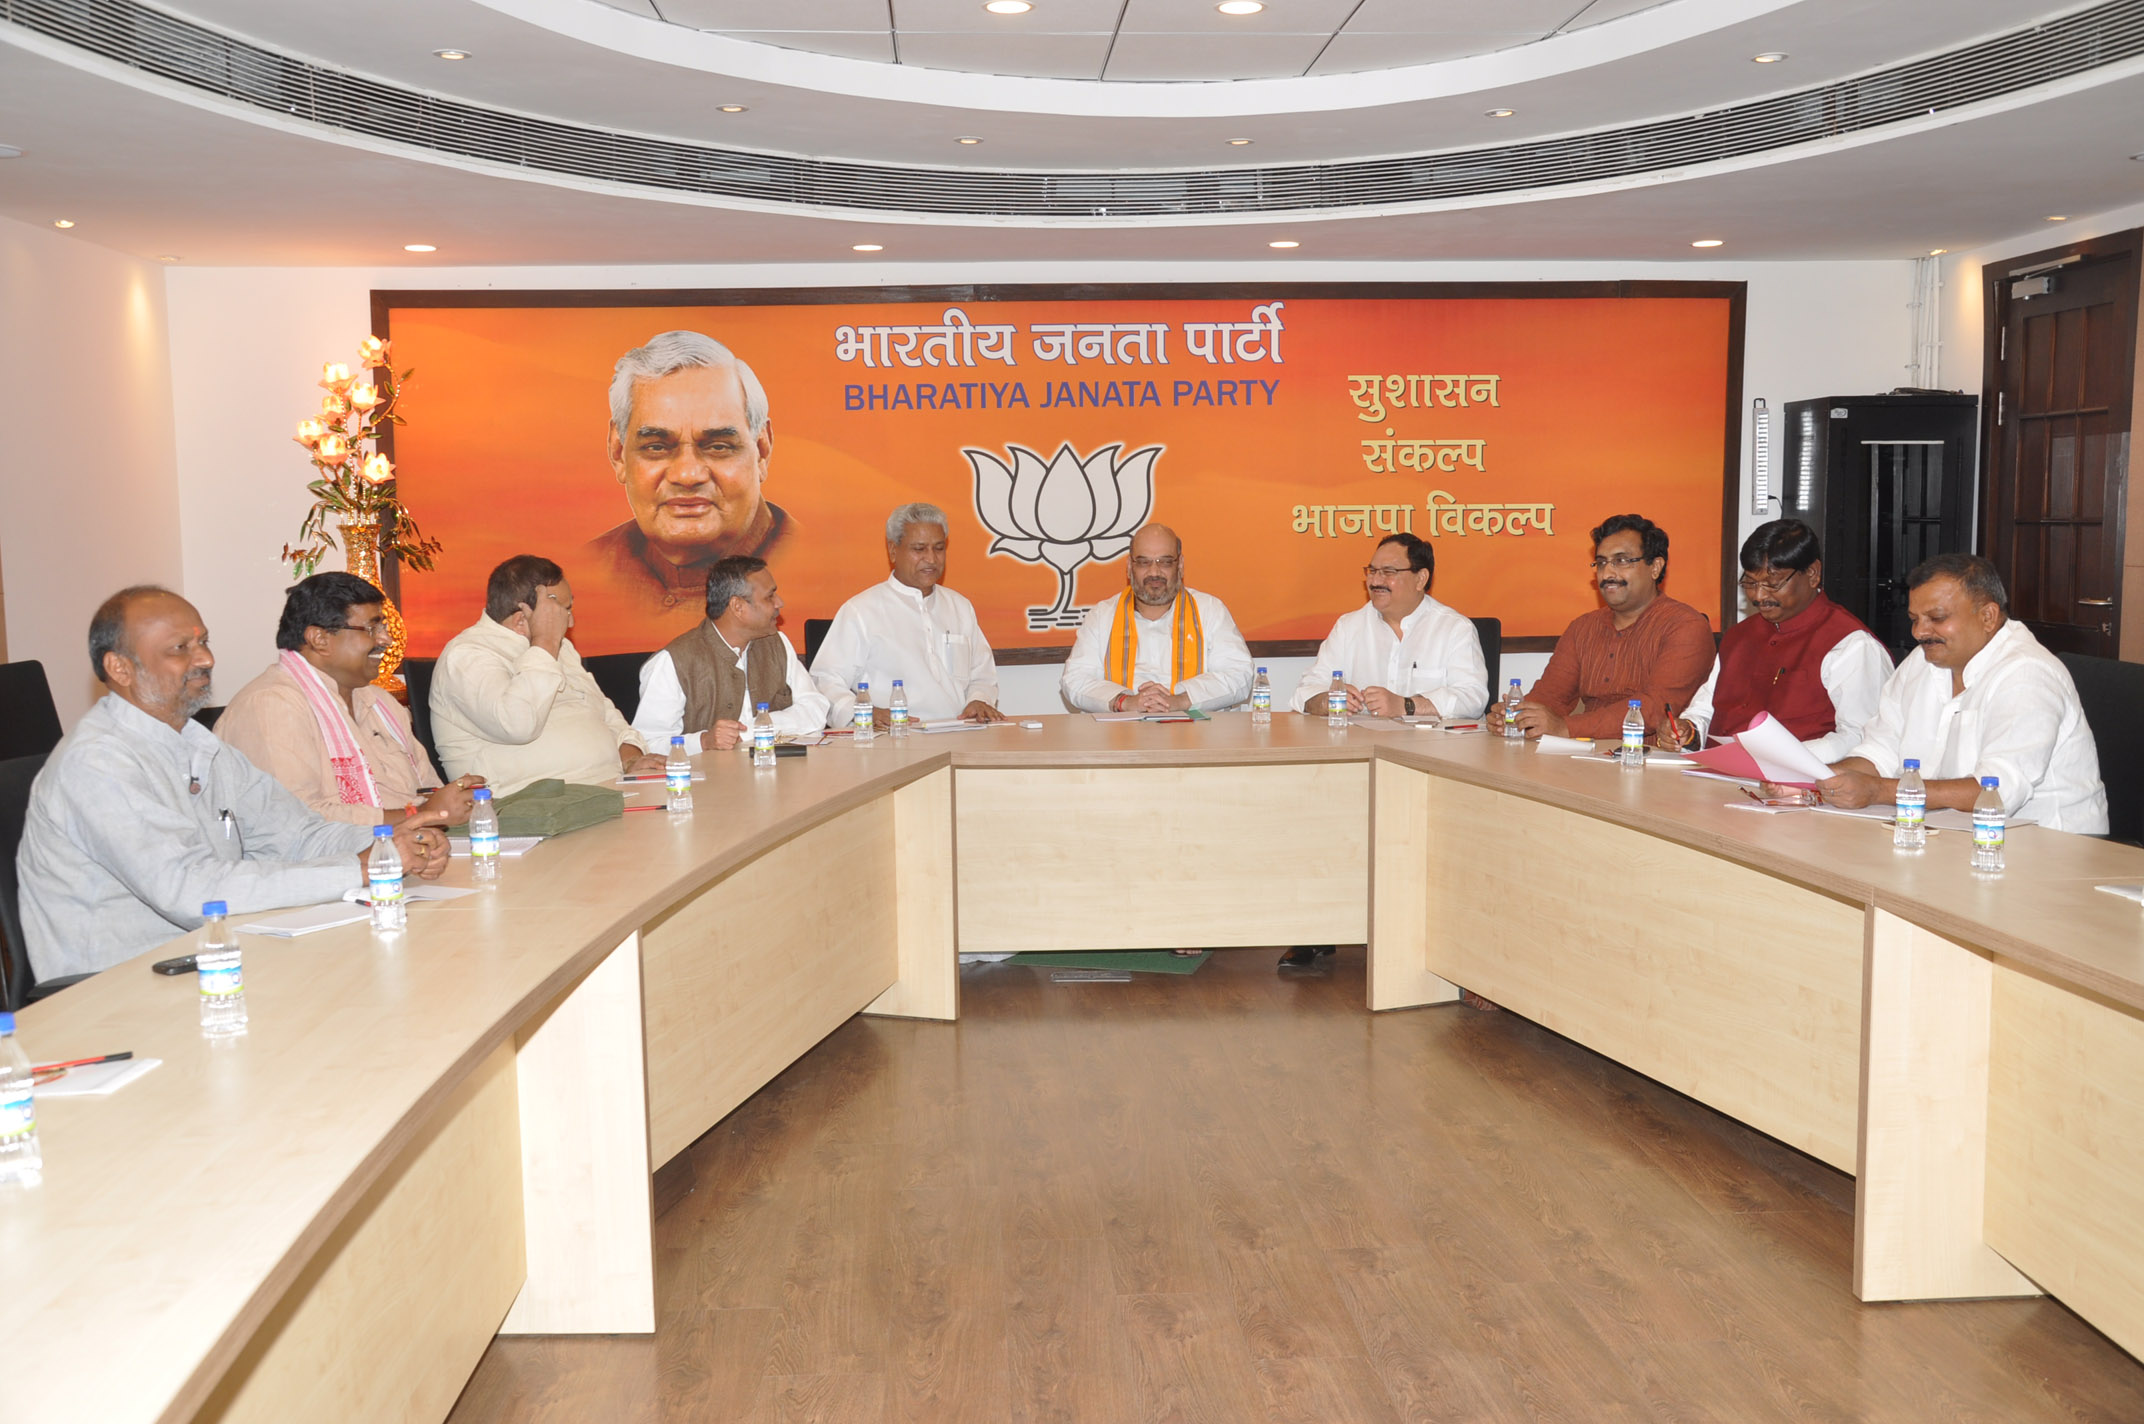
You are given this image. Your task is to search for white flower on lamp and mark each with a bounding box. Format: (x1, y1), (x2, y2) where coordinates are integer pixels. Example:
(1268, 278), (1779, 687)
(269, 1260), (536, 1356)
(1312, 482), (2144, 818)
(966, 441), (1160, 630)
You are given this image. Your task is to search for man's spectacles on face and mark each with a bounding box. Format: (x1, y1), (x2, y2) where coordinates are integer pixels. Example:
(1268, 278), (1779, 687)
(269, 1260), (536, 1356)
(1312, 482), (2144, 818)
(1130, 557), (1180, 574)
(1737, 569), (1801, 597)
(1363, 565), (1414, 581)
(329, 619), (391, 640)
(1589, 554), (1650, 571)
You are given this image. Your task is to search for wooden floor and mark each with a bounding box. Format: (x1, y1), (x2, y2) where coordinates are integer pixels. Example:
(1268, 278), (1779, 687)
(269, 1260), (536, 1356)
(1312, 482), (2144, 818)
(447, 947), (2144, 1423)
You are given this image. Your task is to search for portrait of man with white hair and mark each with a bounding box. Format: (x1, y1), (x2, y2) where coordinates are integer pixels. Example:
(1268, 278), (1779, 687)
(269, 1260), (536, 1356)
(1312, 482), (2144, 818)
(585, 329), (795, 614)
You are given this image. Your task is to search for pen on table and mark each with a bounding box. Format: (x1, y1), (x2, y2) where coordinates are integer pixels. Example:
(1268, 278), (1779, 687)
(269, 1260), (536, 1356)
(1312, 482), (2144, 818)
(32, 1051), (133, 1081)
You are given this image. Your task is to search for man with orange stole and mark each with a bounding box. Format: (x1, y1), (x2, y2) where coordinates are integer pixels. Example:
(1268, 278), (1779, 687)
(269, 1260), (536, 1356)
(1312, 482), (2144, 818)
(1059, 524), (1253, 714)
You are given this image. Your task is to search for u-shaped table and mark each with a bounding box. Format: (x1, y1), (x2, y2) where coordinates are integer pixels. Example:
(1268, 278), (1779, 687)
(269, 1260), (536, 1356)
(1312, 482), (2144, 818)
(11, 715), (2144, 1423)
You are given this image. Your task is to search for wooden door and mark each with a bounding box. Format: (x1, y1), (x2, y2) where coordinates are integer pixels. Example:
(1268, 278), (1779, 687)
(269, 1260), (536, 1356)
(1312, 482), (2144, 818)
(1983, 230), (2139, 658)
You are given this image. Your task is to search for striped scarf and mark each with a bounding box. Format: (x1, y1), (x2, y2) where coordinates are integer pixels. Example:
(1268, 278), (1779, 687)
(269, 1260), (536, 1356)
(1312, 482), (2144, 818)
(1104, 590), (1204, 691)
(280, 650), (380, 807)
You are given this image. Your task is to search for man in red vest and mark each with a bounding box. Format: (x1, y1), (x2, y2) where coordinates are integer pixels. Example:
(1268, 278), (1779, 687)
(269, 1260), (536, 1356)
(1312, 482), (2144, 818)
(1664, 519), (1891, 756)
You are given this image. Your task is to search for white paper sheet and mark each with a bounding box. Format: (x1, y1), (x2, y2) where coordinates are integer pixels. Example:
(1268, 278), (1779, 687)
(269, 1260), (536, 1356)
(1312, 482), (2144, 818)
(448, 835), (543, 857)
(239, 902), (372, 936)
(1732, 713), (1836, 784)
(37, 1057), (162, 1097)
(1533, 735), (1595, 755)
(2095, 883), (2144, 905)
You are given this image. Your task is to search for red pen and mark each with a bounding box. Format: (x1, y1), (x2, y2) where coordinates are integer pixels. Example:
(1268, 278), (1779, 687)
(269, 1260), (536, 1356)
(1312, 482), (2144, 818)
(32, 1051), (132, 1074)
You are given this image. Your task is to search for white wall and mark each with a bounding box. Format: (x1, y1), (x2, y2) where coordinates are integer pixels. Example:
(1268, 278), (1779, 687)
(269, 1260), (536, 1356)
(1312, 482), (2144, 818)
(160, 256), (1916, 695)
(0, 216), (183, 725)
(1937, 197), (2144, 396)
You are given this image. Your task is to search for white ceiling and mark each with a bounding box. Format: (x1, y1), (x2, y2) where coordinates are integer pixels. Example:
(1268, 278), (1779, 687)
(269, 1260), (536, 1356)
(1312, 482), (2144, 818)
(584, 0), (1674, 79)
(0, 0), (2138, 268)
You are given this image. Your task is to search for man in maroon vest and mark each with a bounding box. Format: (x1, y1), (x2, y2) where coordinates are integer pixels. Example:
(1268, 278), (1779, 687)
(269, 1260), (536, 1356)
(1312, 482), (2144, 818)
(1664, 519), (1892, 758)
(630, 555), (829, 753)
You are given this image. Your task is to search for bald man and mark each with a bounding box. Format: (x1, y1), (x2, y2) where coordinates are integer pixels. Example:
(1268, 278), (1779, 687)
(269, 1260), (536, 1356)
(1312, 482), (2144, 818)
(1060, 525), (1254, 713)
(15, 586), (449, 982)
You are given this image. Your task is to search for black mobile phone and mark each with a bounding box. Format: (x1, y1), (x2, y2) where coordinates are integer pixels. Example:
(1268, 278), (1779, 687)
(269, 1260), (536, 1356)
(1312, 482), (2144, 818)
(152, 954), (199, 975)
(774, 744), (807, 758)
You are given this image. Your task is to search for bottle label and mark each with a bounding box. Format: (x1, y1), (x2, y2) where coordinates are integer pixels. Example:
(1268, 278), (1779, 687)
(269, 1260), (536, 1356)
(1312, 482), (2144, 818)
(753, 725), (777, 749)
(1623, 726), (1645, 755)
(1251, 686), (1271, 712)
(1973, 815), (2004, 849)
(890, 706), (909, 726)
(1895, 796), (1925, 827)
(666, 768), (690, 793)
(853, 703), (874, 732)
(370, 873), (404, 904)
(470, 829), (499, 857)
(1328, 689), (1346, 714)
(199, 960), (243, 999)
(0, 1086), (32, 1143)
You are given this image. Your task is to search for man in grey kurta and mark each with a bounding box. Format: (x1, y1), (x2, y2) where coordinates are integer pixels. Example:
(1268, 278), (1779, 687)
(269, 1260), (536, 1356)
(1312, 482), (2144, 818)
(17, 586), (444, 981)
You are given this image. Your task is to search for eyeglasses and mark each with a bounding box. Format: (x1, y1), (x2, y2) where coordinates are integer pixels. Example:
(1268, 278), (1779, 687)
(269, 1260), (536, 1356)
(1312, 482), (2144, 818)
(1737, 570), (1802, 596)
(331, 619), (391, 639)
(1129, 557), (1180, 573)
(1362, 565), (1415, 580)
(1588, 554), (1651, 571)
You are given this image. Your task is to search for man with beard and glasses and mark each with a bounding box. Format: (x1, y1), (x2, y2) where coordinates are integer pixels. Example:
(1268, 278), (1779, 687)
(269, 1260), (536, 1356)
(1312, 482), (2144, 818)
(1663, 519), (1893, 758)
(1802, 554), (2107, 833)
(1060, 523), (1253, 714)
(1510, 513), (1715, 740)
(15, 586), (450, 982)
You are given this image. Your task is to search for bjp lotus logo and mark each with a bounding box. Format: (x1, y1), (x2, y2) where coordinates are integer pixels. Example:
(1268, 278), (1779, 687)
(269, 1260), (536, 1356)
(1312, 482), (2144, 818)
(966, 441), (1161, 630)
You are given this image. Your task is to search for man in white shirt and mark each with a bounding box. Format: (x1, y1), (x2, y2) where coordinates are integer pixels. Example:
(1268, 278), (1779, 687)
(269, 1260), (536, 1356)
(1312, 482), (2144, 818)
(430, 555), (664, 795)
(1814, 554), (2107, 833)
(1060, 524), (1254, 714)
(1291, 533), (1488, 719)
(634, 554), (829, 752)
(810, 502), (1002, 727)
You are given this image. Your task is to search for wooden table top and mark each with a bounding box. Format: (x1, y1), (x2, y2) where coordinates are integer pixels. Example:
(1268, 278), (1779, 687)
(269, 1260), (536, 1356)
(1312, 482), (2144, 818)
(7, 710), (2142, 1424)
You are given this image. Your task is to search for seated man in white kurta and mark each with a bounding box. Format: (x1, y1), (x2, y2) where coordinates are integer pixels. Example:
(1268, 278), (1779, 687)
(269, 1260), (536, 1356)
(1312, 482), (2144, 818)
(1060, 524), (1254, 714)
(1291, 532), (1488, 720)
(1809, 553), (2107, 834)
(809, 502), (1002, 728)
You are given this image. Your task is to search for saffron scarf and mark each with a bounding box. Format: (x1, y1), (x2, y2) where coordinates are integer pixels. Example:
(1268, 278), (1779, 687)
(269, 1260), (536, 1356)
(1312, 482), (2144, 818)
(280, 650), (380, 807)
(1104, 590), (1205, 691)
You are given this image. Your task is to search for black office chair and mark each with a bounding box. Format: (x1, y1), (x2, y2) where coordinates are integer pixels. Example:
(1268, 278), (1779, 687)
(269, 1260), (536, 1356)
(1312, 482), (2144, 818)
(0, 660), (64, 761)
(191, 706), (224, 732)
(1470, 616), (1503, 707)
(0, 753), (87, 1010)
(399, 658), (440, 771)
(582, 653), (653, 725)
(802, 618), (833, 668)
(2055, 652), (2144, 846)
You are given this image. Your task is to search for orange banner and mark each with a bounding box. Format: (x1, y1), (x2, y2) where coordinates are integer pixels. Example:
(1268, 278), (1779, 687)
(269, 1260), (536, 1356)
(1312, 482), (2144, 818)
(384, 288), (1734, 656)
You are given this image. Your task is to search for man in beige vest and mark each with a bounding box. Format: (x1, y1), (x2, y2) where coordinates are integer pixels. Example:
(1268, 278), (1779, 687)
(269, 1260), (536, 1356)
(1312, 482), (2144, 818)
(632, 554), (828, 752)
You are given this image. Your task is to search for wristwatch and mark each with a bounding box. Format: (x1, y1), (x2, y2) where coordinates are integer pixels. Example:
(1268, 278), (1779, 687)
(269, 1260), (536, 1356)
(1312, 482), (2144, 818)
(1403, 696), (1417, 717)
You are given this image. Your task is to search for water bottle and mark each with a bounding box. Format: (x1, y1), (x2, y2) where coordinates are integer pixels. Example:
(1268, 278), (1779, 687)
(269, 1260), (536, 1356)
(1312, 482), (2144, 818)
(1893, 759), (1926, 852)
(752, 702), (777, 767)
(468, 787), (499, 881)
(0, 1011), (42, 1184)
(1621, 699), (1646, 771)
(889, 679), (911, 738)
(666, 735), (694, 813)
(852, 679), (876, 742)
(1971, 776), (2006, 874)
(197, 900), (248, 1037)
(369, 825), (407, 931)
(1327, 670), (1349, 729)
(1500, 678), (1525, 739)
(1250, 666), (1272, 726)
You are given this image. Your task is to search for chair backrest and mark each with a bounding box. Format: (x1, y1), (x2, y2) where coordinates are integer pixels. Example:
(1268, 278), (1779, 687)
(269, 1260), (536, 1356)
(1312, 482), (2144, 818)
(400, 658), (440, 772)
(803, 618), (833, 668)
(191, 705), (224, 732)
(0, 661), (64, 761)
(2055, 651), (2144, 845)
(0, 752), (51, 1011)
(580, 653), (653, 726)
(1470, 617), (1503, 709)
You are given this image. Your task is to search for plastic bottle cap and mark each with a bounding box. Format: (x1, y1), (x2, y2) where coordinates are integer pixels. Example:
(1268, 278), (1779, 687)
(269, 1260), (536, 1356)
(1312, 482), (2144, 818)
(1256, 666), (1267, 674)
(893, 680), (904, 686)
(1628, 699), (1641, 708)
(1981, 776), (1999, 788)
(671, 735), (685, 746)
(373, 825), (394, 837)
(473, 787), (491, 801)
(0, 1011), (13, 1035)
(203, 900), (227, 916)
(1903, 759), (1920, 770)
(756, 702), (770, 711)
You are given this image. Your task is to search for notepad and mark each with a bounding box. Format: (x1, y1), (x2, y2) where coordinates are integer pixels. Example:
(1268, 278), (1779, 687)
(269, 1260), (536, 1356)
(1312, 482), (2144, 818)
(239, 902), (372, 936)
(1688, 712), (1833, 788)
(1533, 735), (1595, 755)
(37, 1057), (161, 1097)
(342, 885), (480, 905)
(448, 835), (543, 857)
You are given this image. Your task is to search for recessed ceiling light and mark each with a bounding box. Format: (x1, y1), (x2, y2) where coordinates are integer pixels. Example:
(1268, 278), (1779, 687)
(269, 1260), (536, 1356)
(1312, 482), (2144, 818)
(1269, 239), (1300, 249)
(1218, 0), (1264, 12)
(1227, 138), (1253, 146)
(2046, 214), (2069, 222)
(1690, 239), (1724, 248)
(157, 255), (180, 263)
(432, 49), (469, 60)
(1752, 51), (1787, 63)
(718, 104), (748, 113)
(983, 0), (1031, 12)
(1929, 248), (1948, 256)
(852, 243), (885, 252)
(1485, 108), (1515, 118)
(403, 243), (437, 252)
(956, 136), (983, 145)
(0, 144), (21, 159)
(52, 219), (74, 228)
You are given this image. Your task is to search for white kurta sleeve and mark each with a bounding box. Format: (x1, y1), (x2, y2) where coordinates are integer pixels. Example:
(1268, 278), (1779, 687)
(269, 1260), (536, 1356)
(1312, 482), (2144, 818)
(1682, 658), (1722, 744)
(808, 599), (871, 728)
(435, 640), (564, 746)
(1971, 666), (2074, 815)
(1844, 662), (1914, 775)
(1178, 595), (1255, 712)
(960, 610), (1001, 710)
(1060, 599), (1125, 712)
(1291, 620), (1347, 713)
(770, 635), (831, 736)
(1805, 632), (1895, 763)
(1420, 614), (1490, 719)
(569, 646), (642, 755)
(632, 651), (700, 754)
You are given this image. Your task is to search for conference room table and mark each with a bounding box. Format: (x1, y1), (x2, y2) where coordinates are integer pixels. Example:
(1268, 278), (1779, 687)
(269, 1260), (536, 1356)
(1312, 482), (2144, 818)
(8, 712), (2144, 1423)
